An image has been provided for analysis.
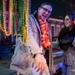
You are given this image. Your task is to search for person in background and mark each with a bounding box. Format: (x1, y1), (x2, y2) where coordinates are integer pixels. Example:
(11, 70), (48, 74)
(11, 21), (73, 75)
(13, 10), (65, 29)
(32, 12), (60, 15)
(58, 13), (75, 75)
(10, 2), (54, 75)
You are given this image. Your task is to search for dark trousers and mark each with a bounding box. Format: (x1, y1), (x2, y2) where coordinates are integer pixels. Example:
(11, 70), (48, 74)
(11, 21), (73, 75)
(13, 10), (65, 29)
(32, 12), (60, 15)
(44, 48), (49, 67)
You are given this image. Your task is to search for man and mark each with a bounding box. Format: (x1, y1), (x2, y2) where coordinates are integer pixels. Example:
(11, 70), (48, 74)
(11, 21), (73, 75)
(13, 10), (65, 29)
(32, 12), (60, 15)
(31, 2), (53, 67)
(30, 0), (53, 70)
(10, 2), (53, 75)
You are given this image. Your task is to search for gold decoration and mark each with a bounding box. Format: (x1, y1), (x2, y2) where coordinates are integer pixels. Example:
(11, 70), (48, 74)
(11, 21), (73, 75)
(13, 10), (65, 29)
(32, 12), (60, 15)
(22, 0), (29, 45)
(2, 0), (13, 36)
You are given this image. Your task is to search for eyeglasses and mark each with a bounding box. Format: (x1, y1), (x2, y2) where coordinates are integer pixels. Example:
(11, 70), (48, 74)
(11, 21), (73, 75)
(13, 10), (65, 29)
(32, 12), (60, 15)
(64, 18), (70, 21)
(41, 7), (52, 14)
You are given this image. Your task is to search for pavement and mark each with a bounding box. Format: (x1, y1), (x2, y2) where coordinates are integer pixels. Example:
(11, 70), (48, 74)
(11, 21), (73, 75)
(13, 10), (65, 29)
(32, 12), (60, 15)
(0, 59), (17, 75)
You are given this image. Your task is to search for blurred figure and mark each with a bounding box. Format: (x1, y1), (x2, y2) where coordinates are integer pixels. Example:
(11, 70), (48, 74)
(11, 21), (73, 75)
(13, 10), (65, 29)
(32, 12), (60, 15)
(58, 13), (75, 75)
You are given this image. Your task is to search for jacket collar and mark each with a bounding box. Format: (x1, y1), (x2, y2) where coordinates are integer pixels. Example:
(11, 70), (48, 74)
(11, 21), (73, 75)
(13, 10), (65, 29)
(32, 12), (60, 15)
(33, 12), (40, 31)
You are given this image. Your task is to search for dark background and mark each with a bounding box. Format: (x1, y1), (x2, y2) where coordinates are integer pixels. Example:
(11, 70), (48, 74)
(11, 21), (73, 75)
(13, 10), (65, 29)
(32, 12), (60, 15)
(31, 0), (75, 19)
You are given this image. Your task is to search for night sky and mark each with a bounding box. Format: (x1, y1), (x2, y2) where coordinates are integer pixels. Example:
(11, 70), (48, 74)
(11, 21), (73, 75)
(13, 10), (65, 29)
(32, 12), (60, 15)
(31, 0), (75, 19)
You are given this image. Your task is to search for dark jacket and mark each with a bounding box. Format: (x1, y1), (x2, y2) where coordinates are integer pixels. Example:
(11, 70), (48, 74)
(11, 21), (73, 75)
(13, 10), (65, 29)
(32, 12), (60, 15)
(58, 25), (75, 51)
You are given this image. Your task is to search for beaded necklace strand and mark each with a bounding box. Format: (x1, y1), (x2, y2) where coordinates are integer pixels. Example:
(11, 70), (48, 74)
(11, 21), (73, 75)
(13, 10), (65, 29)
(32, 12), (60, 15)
(3, 0), (13, 36)
(22, 0), (29, 45)
(19, 0), (23, 35)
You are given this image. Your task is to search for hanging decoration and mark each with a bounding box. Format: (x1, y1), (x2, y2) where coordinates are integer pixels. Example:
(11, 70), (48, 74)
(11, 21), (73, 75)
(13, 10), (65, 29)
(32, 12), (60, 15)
(15, 0), (20, 33)
(0, 1), (2, 31)
(0, 0), (4, 32)
(19, 0), (23, 35)
(22, 0), (29, 45)
(13, 0), (17, 36)
(0, 0), (29, 45)
(13, 0), (23, 36)
(2, 0), (13, 36)
(38, 16), (51, 48)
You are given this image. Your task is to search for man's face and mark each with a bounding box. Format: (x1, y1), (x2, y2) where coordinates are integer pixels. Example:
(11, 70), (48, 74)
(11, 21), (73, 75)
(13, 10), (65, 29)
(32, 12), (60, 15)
(38, 5), (52, 21)
(64, 15), (73, 27)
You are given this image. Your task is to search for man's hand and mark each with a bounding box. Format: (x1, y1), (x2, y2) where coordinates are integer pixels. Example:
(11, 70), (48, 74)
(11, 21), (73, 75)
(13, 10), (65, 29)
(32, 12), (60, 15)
(34, 53), (48, 74)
